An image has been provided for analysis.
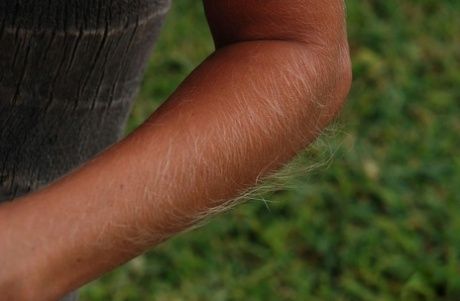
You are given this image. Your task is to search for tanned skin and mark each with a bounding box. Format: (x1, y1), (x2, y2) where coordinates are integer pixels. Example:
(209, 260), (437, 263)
(0, 1), (351, 300)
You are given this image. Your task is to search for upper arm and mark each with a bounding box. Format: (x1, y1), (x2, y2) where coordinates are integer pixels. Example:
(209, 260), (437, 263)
(203, 0), (352, 98)
(203, 0), (348, 49)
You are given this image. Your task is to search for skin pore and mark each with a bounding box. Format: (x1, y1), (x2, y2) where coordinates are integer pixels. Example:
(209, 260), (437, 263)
(0, 1), (351, 300)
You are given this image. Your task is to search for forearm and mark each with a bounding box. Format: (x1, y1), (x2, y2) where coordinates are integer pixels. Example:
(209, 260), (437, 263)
(0, 36), (350, 300)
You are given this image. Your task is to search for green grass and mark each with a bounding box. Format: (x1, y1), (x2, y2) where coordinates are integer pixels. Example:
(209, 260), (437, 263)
(81, 1), (460, 300)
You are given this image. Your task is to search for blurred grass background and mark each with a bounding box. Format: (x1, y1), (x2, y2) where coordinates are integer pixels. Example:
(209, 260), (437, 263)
(81, 1), (460, 300)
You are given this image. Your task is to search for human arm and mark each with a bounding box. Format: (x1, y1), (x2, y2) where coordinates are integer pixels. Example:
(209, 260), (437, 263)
(0, 1), (351, 300)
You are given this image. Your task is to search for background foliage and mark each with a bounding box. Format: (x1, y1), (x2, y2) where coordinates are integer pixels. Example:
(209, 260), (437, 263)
(81, 1), (460, 300)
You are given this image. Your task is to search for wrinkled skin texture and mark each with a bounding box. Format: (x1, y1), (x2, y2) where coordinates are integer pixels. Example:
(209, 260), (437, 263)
(0, 1), (351, 300)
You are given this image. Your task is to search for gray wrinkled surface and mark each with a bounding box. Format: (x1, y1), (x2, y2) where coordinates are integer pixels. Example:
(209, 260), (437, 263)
(0, 0), (170, 201)
(0, 1), (170, 299)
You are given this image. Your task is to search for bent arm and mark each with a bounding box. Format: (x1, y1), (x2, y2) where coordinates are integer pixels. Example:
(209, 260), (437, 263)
(0, 1), (351, 299)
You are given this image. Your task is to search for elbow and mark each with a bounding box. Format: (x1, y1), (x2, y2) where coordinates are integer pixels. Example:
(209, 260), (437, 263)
(319, 38), (353, 119)
(331, 46), (352, 116)
(289, 17), (352, 119)
(324, 55), (352, 129)
(293, 40), (352, 124)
